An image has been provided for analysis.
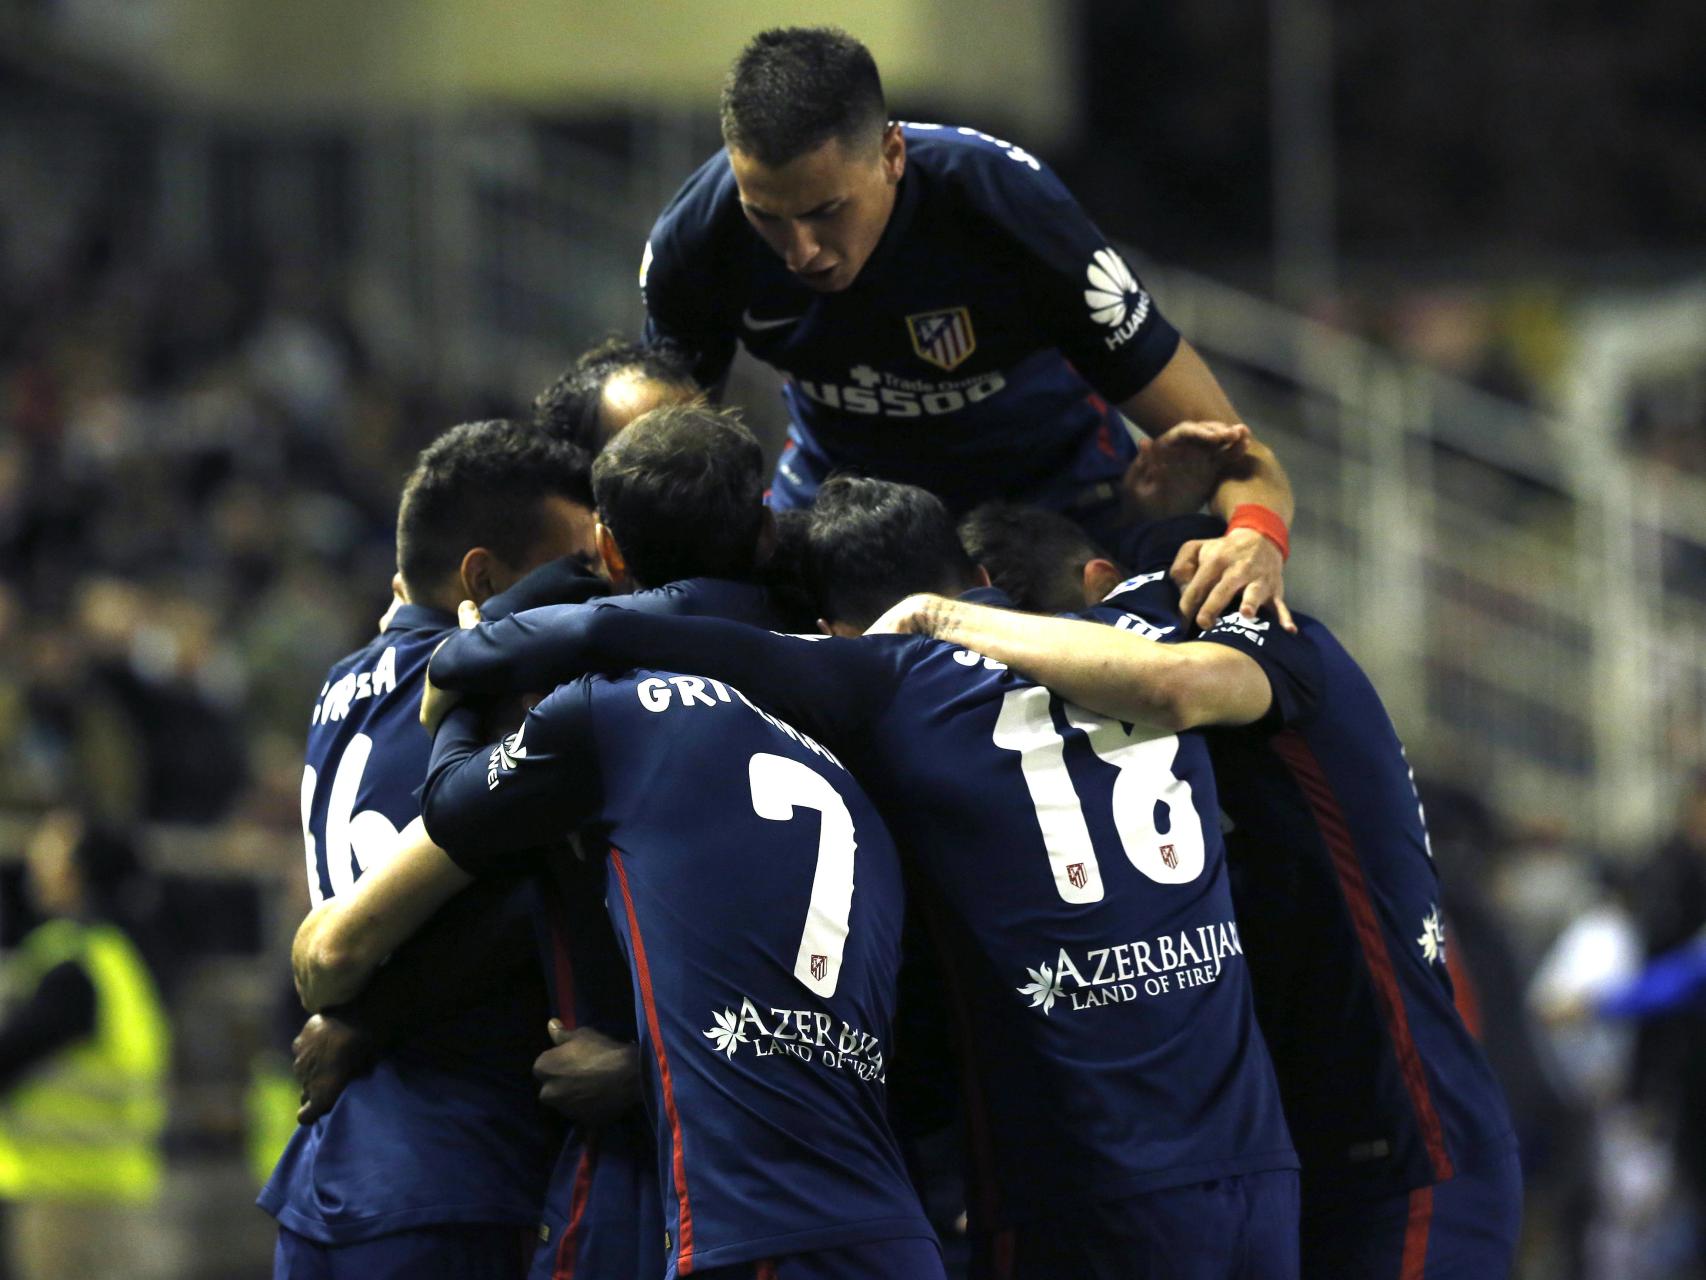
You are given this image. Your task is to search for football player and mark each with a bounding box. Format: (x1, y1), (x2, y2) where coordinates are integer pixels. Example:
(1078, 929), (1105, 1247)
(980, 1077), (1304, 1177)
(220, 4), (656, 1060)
(643, 25), (1295, 632)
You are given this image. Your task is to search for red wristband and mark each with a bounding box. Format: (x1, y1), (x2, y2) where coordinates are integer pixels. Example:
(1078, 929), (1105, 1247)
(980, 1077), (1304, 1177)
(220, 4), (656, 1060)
(1228, 504), (1290, 561)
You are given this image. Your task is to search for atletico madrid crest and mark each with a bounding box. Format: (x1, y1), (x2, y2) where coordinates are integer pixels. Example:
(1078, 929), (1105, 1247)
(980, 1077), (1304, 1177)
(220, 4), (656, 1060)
(1067, 862), (1088, 889)
(810, 954), (828, 982)
(906, 306), (976, 371)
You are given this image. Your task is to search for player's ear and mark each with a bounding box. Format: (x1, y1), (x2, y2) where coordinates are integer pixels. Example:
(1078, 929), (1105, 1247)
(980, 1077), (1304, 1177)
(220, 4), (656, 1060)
(595, 520), (630, 589)
(459, 547), (500, 606)
(1081, 558), (1124, 607)
(879, 123), (905, 183)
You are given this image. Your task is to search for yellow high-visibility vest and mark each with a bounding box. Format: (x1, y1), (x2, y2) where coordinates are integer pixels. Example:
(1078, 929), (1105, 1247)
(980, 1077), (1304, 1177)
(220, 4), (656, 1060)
(0, 920), (170, 1202)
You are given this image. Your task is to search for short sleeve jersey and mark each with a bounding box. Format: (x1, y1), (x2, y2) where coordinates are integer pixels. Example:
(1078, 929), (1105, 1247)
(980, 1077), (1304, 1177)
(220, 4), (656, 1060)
(420, 675), (933, 1278)
(847, 632), (1295, 1223)
(1102, 516), (1518, 1204)
(260, 604), (557, 1244)
(500, 572), (806, 1280)
(642, 124), (1181, 512)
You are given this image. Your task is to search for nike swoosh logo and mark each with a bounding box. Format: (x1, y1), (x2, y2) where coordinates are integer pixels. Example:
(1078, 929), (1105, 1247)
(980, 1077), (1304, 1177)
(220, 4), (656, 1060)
(742, 309), (802, 332)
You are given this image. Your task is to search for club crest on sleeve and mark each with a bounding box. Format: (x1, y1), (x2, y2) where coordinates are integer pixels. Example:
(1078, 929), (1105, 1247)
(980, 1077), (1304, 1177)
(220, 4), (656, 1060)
(906, 306), (976, 372)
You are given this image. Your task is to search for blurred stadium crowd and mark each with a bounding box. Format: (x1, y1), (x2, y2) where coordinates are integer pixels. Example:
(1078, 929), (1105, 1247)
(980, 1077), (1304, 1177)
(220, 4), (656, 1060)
(1, 6), (1705, 1278)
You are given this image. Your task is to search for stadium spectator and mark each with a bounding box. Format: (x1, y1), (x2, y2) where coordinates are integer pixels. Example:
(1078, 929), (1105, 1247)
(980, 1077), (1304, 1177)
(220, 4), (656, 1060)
(0, 810), (171, 1280)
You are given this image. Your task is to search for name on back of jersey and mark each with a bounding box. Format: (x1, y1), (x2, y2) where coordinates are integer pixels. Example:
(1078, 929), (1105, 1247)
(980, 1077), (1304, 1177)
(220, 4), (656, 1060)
(312, 645), (399, 726)
(632, 673), (844, 771)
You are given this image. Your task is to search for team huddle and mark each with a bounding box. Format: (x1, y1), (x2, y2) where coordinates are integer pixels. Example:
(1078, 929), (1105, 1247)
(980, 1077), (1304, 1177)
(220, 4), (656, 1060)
(264, 26), (1521, 1280)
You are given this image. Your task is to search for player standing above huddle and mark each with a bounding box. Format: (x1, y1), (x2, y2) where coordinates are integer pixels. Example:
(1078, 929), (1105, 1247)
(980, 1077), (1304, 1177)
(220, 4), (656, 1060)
(643, 25), (1296, 628)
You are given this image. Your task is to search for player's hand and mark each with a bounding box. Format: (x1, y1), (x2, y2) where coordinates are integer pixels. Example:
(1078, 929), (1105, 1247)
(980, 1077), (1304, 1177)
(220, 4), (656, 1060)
(292, 1013), (378, 1124)
(533, 1021), (641, 1126)
(1171, 527), (1295, 633)
(420, 602), (485, 733)
(1121, 421), (1250, 522)
(863, 593), (950, 637)
(293, 900), (379, 1012)
(292, 900), (337, 1009)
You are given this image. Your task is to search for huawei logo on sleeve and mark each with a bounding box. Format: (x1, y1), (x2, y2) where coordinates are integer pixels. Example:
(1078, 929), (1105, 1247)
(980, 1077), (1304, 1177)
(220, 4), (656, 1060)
(1084, 248), (1152, 350)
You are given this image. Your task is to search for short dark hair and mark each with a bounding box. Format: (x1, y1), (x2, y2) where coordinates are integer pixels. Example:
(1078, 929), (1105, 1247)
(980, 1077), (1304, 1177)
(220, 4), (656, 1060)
(591, 404), (766, 589)
(806, 476), (978, 628)
(533, 338), (696, 453)
(397, 420), (593, 598)
(720, 27), (887, 167)
(958, 503), (1107, 615)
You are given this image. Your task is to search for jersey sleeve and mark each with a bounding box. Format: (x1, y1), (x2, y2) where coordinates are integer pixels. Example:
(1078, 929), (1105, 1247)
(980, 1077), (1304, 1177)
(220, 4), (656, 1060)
(431, 604), (896, 748)
(420, 686), (604, 875)
(956, 142), (1180, 404)
(1196, 610), (1324, 729)
(641, 216), (739, 389)
(481, 557), (609, 620)
(430, 602), (607, 698)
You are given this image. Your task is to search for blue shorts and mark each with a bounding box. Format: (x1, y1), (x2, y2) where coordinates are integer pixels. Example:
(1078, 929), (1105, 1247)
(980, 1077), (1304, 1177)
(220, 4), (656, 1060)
(274, 1223), (533, 1279)
(693, 1235), (946, 1280)
(529, 1122), (663, 1280)
(979, 1169), (1300, 1280)
(1299, 1149), (1523, 1279)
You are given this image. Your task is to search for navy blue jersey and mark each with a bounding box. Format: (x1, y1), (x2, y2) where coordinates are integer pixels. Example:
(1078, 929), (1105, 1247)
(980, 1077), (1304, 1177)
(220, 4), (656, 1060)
(1105, 516), (1518, 1204)
(420, 679), (933, 1277)
(430, 603), (1298, 1225)
(514, 573), (802, 1278)
(260, 604), (556, 1244)
(643, 124), (1181, 514)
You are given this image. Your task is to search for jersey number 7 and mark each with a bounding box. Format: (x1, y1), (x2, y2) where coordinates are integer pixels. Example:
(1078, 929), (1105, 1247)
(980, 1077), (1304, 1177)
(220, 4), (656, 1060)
(749, 753), (857, 999)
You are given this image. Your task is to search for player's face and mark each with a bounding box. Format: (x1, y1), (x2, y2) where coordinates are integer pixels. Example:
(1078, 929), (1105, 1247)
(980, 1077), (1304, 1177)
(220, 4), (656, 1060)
(730, 126), (906, 293)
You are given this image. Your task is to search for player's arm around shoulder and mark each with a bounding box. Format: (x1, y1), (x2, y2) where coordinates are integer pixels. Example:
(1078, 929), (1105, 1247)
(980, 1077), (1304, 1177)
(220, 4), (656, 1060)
(292, 816), (473, 1013)
(868, 593), (1276, 732)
